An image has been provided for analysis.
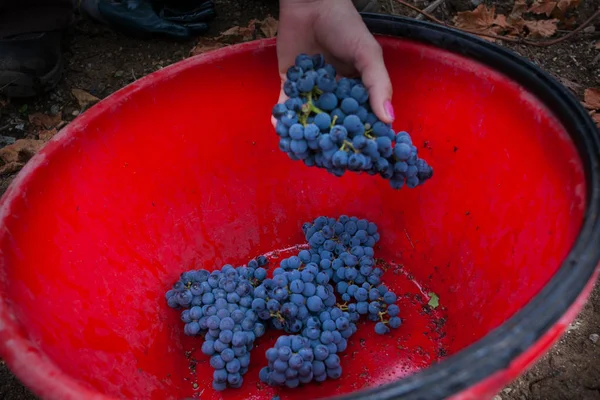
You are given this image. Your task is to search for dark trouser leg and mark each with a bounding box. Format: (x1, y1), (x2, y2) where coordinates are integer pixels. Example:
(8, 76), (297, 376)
(0, 0), (74, 38)
(0, 0), (73, 97)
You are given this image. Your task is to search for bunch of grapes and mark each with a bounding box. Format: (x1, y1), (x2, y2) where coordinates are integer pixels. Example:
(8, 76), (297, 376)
(165, 216), (403, 391)
(302, 216), (403, 335)
(251, 254), (359, 388)
(252, 216), (401, 389)
(272, 53), (434, 189)
(165, 257), (269, 391)
(251, 259), (338, 333)
(300, 216), (402, 335)
(259, 306), (354, 388)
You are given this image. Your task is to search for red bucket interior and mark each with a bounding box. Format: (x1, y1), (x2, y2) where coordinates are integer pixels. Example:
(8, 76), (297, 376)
(0, 37), (586, 400)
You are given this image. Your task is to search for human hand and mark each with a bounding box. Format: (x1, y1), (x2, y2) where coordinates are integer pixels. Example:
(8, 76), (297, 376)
(273, 0), (394, 127)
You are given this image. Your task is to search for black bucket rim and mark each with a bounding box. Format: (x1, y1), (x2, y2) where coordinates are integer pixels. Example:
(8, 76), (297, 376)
(328, 13), (600, 400)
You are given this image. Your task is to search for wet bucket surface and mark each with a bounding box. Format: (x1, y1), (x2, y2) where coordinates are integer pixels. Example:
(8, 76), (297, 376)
(1, 15), (599, 400)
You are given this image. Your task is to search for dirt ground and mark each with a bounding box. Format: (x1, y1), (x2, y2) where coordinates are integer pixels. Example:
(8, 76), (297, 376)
(1, 0), (599, 399)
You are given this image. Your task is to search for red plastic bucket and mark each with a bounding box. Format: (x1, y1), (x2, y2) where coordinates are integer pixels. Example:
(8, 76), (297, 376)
(0, 14), (599, 400)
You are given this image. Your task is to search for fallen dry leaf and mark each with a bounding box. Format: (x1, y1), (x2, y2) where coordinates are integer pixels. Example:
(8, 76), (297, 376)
(38, 129), (57, 142)
(504, 16), (527, 36)
(524, 19), (559, 38)
(454, 5), (496, 32)
(528, 0), (557, 17)
(489, 14), (523, 37)
(592, 113), (600, 128)
(72, 88), (100, 108)
(454, 4), (531, 39)
(190, 38), (228, 56)
(257, 16), (278, 38)
(548, 0), (581, 23)
(503, 0), (529, 35)
(492, 14), (509, 28)
(583, 88), (600, 110)
(219, 25), (255, 42)
(0, 161), (24, 176)
(558, 76), (581, 93)
(510, 0), (528, 18)
(557, 0), (580, 12)
(190, 16), (279, 57)
(454, 5), (507, 41)
(0, 139), (45, 166)
(28, 112), (61, 129)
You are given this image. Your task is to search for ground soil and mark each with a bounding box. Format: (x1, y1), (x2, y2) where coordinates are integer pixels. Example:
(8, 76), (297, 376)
(1, 0), (599, 399)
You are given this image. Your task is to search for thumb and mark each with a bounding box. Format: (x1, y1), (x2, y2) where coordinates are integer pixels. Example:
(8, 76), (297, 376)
(353, 40), (394, 125)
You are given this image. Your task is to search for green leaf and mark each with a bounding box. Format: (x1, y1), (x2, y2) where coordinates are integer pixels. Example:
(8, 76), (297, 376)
(428, 292), (439, 308)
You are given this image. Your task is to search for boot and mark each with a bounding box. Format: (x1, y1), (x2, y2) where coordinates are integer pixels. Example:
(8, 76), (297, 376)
(0, 1), (72, 98)
(0, 32), (64, 98)
(96, 0), (215, 40)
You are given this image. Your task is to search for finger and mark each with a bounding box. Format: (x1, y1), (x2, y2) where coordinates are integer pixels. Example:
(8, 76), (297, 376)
(328, 55), (358, 79)
(353, 39), (394, 125)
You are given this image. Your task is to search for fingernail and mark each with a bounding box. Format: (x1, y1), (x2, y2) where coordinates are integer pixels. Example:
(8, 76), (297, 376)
(384, 100), (395, 121)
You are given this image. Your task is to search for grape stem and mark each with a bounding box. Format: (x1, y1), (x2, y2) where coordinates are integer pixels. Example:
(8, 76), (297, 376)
(378, 311), (389, 323)
(330, 115), (338, 128)
(298, 112), (308, 126)
(306, 93), (324, 114)
(250, 278), (261, 287)
(341, 140), (356, 153)
(270, 311), (285, 323)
